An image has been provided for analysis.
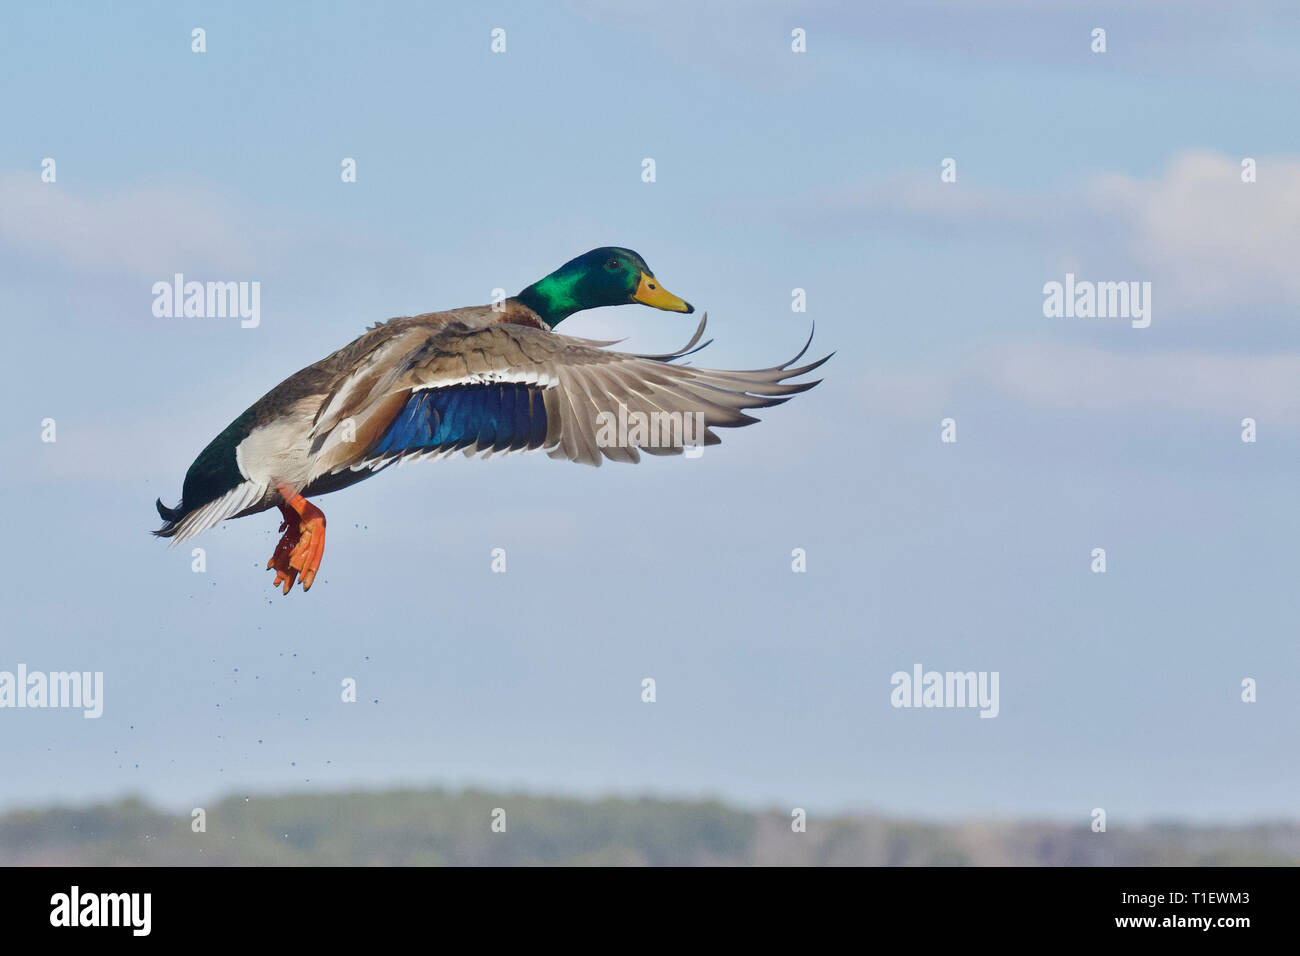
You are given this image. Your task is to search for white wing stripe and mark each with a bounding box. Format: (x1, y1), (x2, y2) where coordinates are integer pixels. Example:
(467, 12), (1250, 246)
(168, 481), (266, 543)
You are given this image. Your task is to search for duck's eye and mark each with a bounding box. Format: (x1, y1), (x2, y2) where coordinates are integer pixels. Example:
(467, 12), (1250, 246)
(606, 258), (620, 269)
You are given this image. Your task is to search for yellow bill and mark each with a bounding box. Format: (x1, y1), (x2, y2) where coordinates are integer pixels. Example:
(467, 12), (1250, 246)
(633, 271), (694, 313)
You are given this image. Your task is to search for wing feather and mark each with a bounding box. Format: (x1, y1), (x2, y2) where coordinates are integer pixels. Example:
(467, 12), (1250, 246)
(308, 314), (827, 474)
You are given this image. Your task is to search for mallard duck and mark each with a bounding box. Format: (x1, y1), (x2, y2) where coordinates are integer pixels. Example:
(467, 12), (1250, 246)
(155, 247), (828, 594)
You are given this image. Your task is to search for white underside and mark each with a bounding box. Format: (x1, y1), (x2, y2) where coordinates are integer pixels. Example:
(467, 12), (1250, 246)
(173, 381), (558, 540)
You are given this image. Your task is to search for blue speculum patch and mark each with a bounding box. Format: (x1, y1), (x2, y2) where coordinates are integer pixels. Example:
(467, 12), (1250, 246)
(373, 384), (548, 455)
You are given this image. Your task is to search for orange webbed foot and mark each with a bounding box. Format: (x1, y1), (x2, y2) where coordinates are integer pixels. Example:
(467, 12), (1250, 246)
(287, 505), (325, 591)
(267, 487), (327, 594)
(267, 504), (302, 594)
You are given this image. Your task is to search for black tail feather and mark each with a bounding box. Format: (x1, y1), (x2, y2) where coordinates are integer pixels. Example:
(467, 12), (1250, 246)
(156, 497), (183, 521)
(154, 497), (184, 537)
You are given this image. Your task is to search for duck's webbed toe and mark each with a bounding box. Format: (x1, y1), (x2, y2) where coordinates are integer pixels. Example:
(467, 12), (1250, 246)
(288, 510), (326, 591)
(267, 487), (327, 594)
(267, 503), (302, 594)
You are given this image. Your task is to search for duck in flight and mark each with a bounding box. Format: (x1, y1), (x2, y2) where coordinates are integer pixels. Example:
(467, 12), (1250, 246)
(155, 248), (828, 594)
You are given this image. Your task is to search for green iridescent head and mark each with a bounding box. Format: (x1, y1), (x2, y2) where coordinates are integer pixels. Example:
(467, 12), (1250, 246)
(514, 247), (694, 327)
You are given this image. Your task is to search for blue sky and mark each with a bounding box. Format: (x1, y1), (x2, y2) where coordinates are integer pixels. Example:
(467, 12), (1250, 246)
(1, 0), (1298, 824)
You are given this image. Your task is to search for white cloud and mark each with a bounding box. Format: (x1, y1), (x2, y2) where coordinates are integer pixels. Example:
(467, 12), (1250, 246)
(857, 339), (1300, 427)
(566, 0), (827, 91)
(861, 369), (960, 416)
(977, 344), (1300, 424)
(811, 150), (1300, 315)
(806, 179), (1061, 237)
(0, 174), (260, 277)
(1090, 151), (1300, 310)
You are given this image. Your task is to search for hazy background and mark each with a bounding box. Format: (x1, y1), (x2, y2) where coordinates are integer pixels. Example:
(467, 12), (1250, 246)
(1, 0), (1297, 839)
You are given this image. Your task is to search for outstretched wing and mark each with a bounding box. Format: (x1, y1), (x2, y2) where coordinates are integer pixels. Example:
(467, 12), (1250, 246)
(306, 314), (829, 478)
